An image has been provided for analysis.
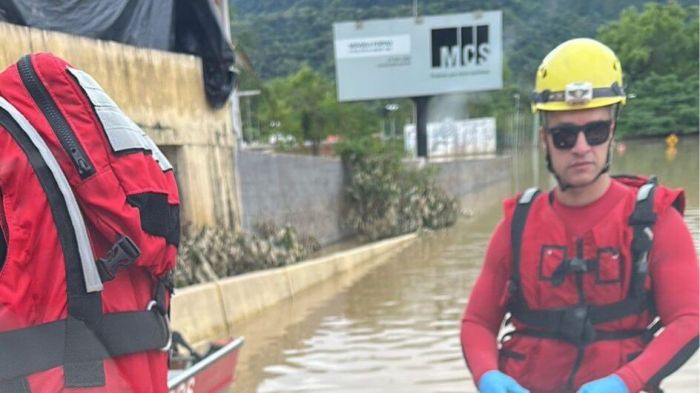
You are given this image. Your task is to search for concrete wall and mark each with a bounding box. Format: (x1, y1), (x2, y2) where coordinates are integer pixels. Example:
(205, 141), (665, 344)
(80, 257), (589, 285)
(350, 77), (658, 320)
(0, 22), (241, 230)
(238, 151), (511, 245)
(238, 150), (350, 245)
(429, 156), (512, 212)
(171, 233), (416, 347)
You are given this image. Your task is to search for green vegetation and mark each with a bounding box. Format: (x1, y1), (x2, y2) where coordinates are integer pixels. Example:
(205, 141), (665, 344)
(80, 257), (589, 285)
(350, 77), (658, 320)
(232, 0), (698, 142)
(337, 138), (459, 241)
(597, 2), (699, 137)
(231, 0), (689, 82)
(254, 65), (382, 152)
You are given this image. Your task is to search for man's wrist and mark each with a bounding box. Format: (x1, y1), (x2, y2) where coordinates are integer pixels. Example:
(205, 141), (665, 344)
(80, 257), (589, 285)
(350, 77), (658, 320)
(613, 369), (641, 393)
(477, 369), (499, 386)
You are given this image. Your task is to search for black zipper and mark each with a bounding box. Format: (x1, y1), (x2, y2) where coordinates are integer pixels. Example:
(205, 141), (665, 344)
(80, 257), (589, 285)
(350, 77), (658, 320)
(17, 55), (95, 179)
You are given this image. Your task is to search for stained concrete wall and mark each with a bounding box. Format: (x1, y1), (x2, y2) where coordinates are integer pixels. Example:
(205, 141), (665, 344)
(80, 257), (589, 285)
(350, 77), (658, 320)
(429, 156), (512, 212)
(238, 150), (350, 245)
(0, 22), (241, 229)
(171, 233), (417, 347)
(238, 151), (512, 245)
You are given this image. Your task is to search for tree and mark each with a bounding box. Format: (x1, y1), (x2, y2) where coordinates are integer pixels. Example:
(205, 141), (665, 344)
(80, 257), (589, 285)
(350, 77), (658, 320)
(598, 1), (698, 82)
(615, 73), (699, 137)
(597, 1), (699, 137)
(256, 65), (383, 153)
(287, 66), (334, 154)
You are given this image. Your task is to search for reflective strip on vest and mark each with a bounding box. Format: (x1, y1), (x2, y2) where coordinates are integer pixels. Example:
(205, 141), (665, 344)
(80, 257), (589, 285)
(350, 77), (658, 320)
(67, 67), (173, 172)
(519, 187), (539, 204)
(637, 183), (654, 202)
(0, 97), (103, 293)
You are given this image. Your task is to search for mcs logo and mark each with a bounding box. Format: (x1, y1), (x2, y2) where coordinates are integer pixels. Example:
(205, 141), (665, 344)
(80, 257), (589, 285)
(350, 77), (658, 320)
(431, 25), (490, 68)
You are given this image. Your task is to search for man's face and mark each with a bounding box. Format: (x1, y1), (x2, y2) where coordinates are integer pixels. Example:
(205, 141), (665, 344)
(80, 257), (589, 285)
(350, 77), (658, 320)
(542, 106), (614, 188)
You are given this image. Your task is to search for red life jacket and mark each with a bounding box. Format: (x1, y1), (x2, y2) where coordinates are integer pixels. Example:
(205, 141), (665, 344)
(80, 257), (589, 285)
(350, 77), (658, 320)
(501, 176), (684, 393)
(0, 53), (179, 392)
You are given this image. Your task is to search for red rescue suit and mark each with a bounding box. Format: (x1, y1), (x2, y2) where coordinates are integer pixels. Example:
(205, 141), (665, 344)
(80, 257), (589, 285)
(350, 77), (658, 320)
(499, 178), (686, 392)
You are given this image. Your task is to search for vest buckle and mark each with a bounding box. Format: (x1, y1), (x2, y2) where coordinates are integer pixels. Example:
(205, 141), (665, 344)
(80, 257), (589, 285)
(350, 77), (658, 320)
(559, 305), (596, 346)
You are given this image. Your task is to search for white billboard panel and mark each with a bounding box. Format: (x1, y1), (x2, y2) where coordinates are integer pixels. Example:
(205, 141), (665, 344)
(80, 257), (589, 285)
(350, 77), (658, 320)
(333, 11), (502, 101)
(404, 117), (496, 157)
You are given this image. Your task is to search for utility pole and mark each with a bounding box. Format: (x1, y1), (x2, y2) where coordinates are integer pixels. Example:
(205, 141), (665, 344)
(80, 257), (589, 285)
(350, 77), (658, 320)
(513, 93), (521, 193)
(385, 103), (399, 139)
(515, 93), (521, 141)
(237, 90), (261, 143)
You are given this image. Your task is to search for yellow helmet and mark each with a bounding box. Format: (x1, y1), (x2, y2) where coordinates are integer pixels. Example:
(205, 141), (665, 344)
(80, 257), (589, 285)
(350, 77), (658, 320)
(532, 38), (626, 112)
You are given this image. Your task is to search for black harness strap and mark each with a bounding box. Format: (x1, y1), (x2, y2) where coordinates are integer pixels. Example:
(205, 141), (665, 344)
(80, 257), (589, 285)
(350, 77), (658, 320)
(509, 292), (654, 345)
(510, 291), (653, 327)
(508, 327), (647, 343)
(590, 292), (654, 324)
(509, 188), (541, 299)
(628, 178), (657, 297)
(0, 309), (169, 381)
(0, 378), (30, 393)
(551, 258), (599, 286)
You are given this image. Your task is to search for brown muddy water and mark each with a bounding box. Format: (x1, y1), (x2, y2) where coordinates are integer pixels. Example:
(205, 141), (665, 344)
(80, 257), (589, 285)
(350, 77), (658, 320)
(229, 137), (699, 392)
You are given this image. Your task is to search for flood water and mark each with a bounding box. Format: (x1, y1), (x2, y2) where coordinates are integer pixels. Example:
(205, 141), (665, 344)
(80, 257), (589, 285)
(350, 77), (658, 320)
(230, 137), (699, 393)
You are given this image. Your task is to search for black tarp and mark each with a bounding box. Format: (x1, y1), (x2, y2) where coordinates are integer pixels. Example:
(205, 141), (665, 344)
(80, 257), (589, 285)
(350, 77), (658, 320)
(0, 0), (235, 108)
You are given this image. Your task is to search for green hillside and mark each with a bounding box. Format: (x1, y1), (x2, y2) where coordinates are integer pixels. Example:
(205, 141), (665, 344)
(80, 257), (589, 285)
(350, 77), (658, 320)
(230, 0), (692, 83)
(230, 1), (698, 143)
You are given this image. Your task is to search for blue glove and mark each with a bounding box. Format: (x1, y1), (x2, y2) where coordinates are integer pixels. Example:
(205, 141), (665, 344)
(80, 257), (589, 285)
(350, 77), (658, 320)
(577, 374), (629, 393)
(478, 370), (530, 393)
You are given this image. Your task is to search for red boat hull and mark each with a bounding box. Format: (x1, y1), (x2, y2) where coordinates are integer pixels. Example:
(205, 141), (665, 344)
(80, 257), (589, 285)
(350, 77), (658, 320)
(168, 337), (244, 393)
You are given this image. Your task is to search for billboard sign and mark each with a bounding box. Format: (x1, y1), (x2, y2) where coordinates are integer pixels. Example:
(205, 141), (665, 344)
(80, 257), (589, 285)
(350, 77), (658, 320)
(333, 11), (502, 101)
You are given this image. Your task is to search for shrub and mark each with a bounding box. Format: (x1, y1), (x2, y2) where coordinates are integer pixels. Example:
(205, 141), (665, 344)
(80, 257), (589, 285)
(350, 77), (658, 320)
(174, 222), (320, 287)
(337, 138), (459, 241)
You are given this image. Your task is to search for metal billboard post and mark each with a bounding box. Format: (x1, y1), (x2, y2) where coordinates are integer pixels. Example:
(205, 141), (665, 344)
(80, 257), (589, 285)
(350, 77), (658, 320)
(412, 96), (431, 158)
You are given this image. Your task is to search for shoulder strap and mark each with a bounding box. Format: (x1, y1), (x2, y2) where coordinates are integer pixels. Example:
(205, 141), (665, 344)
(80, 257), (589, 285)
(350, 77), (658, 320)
(0, 98), (106, 387)
(510, 188), (541, 298)
(628, 177), (657, 297)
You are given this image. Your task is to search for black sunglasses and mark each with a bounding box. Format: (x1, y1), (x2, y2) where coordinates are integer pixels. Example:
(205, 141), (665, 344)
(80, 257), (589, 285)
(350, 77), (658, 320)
(546, 120), (612, 150)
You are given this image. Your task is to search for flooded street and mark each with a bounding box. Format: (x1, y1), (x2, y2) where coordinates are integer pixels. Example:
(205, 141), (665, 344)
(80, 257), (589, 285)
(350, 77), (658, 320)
(231, 137), (699, 392)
